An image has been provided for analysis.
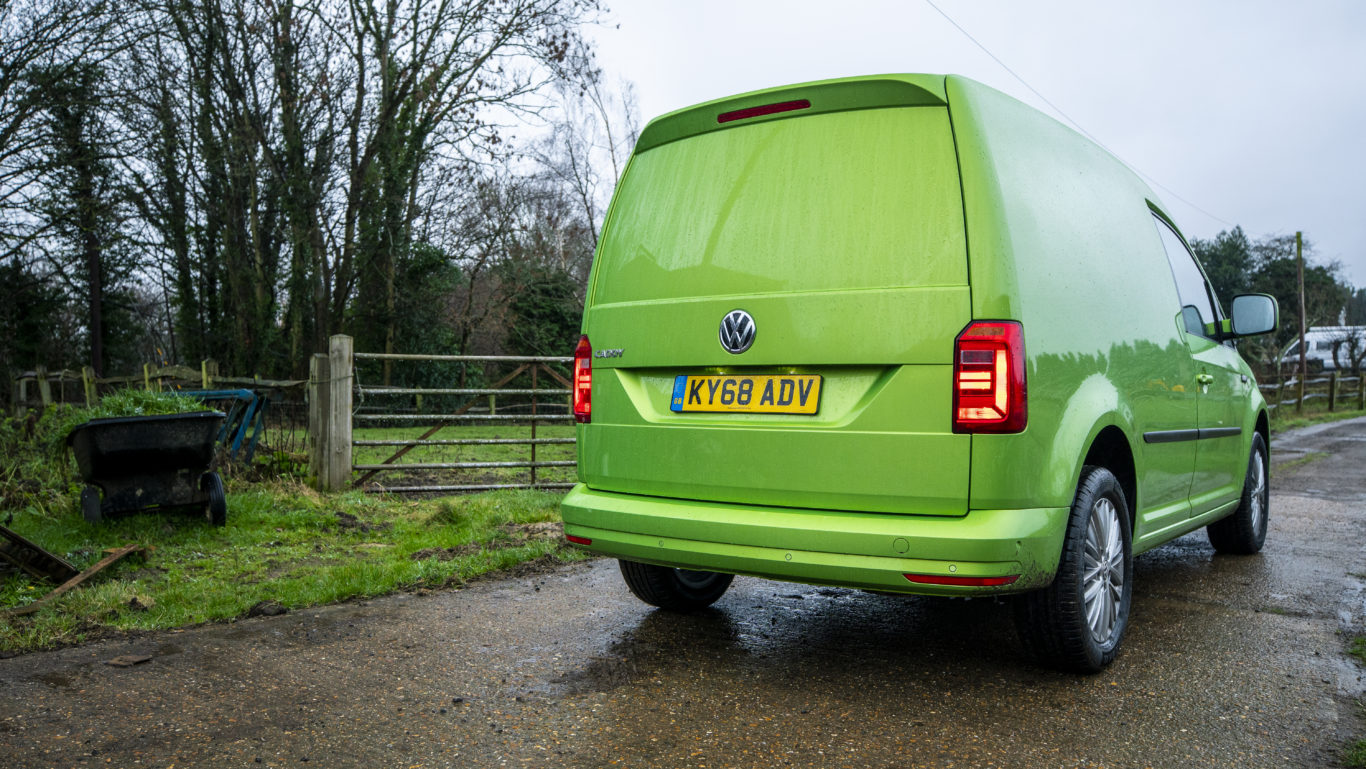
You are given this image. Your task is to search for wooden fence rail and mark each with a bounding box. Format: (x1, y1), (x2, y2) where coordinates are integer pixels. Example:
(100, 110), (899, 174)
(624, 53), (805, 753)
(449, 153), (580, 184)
(1258, 372), (1365, 413)
(10, 360), (307, 417)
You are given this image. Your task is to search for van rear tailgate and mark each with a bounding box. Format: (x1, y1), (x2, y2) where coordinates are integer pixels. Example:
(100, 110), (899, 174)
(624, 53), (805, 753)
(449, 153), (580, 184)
(579, 365), (967, 515)
(580, 89), (970, 515)
(581, 286), (970, 516)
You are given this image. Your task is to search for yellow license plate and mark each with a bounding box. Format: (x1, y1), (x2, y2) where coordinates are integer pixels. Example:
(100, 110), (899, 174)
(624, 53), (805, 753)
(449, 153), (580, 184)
(670, 375), (822, 414)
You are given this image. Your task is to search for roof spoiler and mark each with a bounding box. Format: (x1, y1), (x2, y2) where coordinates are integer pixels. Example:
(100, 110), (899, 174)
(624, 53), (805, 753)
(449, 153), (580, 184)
(634, 74), (949, 154)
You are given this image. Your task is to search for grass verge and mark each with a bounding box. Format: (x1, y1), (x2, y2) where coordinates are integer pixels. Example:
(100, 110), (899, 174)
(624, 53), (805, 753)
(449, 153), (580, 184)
(1274, 451), (1329, 474)
(1348, 737), (1366, 768)
(1, 483), (588, 655)
(1269, 407), (1366, 436)
(1351, 636), (1366, 666)
(1347, 643), (1366, 768)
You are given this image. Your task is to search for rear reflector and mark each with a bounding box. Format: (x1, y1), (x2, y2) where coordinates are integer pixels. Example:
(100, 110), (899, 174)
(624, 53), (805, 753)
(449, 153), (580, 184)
(952, 320), (1027, 433)
(904, 573), (1019, 587)
(566, 534), (592, 546)
(573, 335), (591, 423)
(717, 99), (811, 124)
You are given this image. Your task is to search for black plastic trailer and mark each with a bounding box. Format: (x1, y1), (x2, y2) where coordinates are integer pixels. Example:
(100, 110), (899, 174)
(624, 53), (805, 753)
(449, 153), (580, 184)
(66, 411), (228, 526)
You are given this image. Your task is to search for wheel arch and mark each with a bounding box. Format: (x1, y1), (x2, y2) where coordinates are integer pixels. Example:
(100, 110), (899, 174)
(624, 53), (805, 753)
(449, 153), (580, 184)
(1050, 373), (1137, 516)
(1082, 425), (1138, 530)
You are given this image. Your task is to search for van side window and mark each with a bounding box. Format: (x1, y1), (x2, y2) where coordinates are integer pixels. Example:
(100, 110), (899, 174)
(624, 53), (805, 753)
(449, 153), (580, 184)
(1154, 216), (1220, 339)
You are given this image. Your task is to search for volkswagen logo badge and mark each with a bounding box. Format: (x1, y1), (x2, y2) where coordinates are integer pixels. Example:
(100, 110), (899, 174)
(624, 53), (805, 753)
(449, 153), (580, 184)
(719, 309), (756, 354)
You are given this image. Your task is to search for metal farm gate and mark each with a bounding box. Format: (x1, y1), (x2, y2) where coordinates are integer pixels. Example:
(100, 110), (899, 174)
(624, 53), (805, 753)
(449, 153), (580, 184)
(309, 336), (577, 494)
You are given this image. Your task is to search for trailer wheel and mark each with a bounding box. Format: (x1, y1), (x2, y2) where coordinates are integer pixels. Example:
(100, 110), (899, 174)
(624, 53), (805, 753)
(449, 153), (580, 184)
(80, 486), (102, 523)
(202, 473), (227, 527)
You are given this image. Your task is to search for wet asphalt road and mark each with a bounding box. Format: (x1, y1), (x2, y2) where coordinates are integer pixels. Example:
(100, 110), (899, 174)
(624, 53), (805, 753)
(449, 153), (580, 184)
(2, 419), (1365, 768)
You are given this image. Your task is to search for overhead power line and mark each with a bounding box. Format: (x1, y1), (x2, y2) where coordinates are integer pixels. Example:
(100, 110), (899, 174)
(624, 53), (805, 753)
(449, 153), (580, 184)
(924, 0), (1236, 229)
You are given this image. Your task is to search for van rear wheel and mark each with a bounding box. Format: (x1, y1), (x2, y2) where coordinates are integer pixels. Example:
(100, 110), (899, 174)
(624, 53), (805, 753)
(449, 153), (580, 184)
(1014, 465), (1133, 673)
(1206, 433), (1269, 554)
(618, 560), (733, 611)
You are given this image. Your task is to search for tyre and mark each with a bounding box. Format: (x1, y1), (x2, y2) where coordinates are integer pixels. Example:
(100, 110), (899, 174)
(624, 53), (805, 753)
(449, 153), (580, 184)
(80, 486), (102, 524)
(202, 472), (227, 527)
(618, 560), (733, 611)
(1206, 433), (1268, 554)
(1014, 465), (1133, 673)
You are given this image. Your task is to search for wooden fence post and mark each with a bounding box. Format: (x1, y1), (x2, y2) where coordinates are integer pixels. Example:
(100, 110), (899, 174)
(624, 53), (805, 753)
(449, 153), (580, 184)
(1296, 373), (1305, 414)
(308, 353), (331, 490)
(82, 366), (97, 407)
(35, 365), (52, 407)
(201, 359), (217, 389)
(325, 335), (353, 491)
(1327, 372), (1338, 412)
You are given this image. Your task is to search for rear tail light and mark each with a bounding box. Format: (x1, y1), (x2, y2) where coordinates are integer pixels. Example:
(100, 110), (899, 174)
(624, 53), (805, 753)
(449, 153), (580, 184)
(573, 335), (592, 423)
(566, 534), (592, 546)
(952, 321), (1026, 433)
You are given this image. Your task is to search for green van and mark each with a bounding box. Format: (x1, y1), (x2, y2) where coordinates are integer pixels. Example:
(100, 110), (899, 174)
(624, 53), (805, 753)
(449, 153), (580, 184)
(560, 74), (1278, 672)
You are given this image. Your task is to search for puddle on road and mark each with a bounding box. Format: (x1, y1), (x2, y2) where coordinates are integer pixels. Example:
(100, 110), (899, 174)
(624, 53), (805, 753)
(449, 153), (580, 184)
(546, 584), (1022, 697)
(550, 607), (742, 694)
(33, 671), (73, 689)
(552, 654), (643, 694)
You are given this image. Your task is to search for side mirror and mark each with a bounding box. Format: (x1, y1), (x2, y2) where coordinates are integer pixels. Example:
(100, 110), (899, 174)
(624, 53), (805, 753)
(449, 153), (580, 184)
(1229, 294), (1278, 337)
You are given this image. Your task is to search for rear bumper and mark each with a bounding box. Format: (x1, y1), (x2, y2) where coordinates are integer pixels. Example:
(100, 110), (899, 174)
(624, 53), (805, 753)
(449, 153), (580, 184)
(561, 484), (1068, 596)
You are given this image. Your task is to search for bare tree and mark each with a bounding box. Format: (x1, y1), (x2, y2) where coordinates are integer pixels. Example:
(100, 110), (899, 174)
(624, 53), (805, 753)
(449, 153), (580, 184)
(443, 172), (529, 365)
(3, 0), (615, 386)
(0, 0), (118, 263)
(1330, 327), (1366, 374)
(338, 0), (601, 382)
(533, 50), (639, 257)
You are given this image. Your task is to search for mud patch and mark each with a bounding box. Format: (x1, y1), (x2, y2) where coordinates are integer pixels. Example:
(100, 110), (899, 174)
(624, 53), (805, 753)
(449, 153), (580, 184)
(495, 552), (575, 579)
(500, 521), (562, 541)
(247, 600), (288, 617)
(410, 544), (485, 561)
(410, 523), (564, 562)
(334, 511), (392, 534)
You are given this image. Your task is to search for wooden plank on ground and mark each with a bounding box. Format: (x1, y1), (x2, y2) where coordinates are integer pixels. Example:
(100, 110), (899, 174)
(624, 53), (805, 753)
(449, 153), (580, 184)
(3, 545), (146, 618)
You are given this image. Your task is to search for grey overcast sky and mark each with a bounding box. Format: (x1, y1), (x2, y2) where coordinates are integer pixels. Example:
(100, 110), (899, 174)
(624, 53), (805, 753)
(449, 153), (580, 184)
(587, 0), (1366, 288)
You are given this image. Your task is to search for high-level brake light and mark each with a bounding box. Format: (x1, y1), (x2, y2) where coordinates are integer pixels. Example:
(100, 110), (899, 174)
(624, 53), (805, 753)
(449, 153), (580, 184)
(952, 321), (1026, 434)
(717, 99), (811, 124)
(573, 335), (592, 423)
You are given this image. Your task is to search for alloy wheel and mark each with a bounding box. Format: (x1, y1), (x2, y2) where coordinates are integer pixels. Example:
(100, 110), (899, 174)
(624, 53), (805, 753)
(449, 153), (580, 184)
(1082, 496), (1125, 645)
